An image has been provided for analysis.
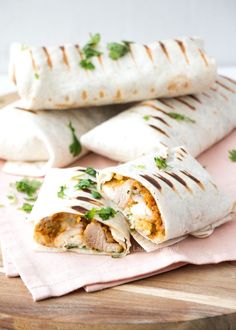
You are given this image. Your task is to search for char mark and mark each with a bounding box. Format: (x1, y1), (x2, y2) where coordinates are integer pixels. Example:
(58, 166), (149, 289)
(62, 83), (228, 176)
(140, 175), (162, 191)
(175, 39), (189, 64)
(180, 170), (205, 190)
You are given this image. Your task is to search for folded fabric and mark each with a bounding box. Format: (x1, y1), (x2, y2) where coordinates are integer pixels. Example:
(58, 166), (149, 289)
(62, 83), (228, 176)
(98, 146), (235, 251)
(81, 75), (236, 162)
(0, 128), (236, 300)
(0, 101), (121, 176)
(10, 37), (216, 110)
(30, 167), (130, 256)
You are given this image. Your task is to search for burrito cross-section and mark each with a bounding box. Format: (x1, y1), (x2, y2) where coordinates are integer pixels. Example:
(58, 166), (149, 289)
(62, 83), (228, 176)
(97, 146), (235, 251)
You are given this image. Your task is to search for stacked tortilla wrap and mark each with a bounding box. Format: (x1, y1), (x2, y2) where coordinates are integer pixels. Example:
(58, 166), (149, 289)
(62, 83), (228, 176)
(97, 146), (235, 252)
(0, 101), (121, 176)
(10, 37), (216, 110)
(30, 167), (131, 256)
(81, 75), (236, 162)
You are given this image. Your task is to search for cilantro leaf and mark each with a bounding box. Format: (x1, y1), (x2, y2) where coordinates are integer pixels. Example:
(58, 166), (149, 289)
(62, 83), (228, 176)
(154, 156), (168, 170)
(84, 207), (117, 221)
(80, 33), (102, 70)
(91, 190), (102, 199)
(80, 59), (95, 70)
(34, 73), (39, 80)
(57, 185), (67, 199)
(107, 42), (130, 60)
(85, 167), (97, 177)
(229, 149), (236, 162)
(20, 203), (33, 213)
(15, 178), (42, 197)
(143, 115), (150, 121)
(167, 112), (195, 123)
(68, 121), (81, 157)
(74, 179), (96, 190)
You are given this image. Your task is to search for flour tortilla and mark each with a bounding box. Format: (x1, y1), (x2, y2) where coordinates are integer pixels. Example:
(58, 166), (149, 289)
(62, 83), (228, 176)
(97, 146), (235, 251)
(81, 75), (236, 162)
(29, 167), (131, 256)
(0, 101), (121, 176)
(10, 37), (216, 110)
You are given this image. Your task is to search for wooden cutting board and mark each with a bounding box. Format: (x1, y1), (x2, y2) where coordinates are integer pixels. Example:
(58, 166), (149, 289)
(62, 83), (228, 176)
(1, 94), (236, 329)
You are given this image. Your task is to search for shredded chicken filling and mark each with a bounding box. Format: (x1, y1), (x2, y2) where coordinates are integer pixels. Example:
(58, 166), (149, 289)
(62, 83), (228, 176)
(34, 212), (123, 253)
(104, 175), (165, 240)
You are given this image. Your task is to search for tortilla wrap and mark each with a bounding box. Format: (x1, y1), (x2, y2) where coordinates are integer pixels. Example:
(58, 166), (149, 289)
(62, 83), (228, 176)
(10, 37), (216, 110)
(81, 75), (236, 162)
(97, 146), (235, 252)
(30, 167), (131, 256)
(0, 101), (121, 176)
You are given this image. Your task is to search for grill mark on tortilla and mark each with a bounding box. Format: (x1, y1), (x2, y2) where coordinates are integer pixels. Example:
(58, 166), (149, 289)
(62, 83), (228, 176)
(60, 46), (70, 68)
(218, 92), (228, 101)
(180, 170), (205, 190)
(210, 87), (217, 92)
(152, 116), (171, 127)
(42, 47), (53, 69)
(159, 41), (170, 61)
(114, 89), (122, 100)
(99, 90), (105, 98)
(82, 90), (88, 101)
(158, 99), (174, 109)
(177, 157), (182, 161)
(198, 48), (208, 66)
(216, 80), (236, 94)
(74, 44), (83, 59)
(71, 205), (89, 214)
(144, 45), (154, 63)
(175, 40), (189, 64)
(174, 97), (196, 110)
(220, 75), (236, 86)
(154, 174), (175, 190)
(164, 172), (192, 192)
(188, 95), (202, 104)
(29, 49), (38, 71)
(149, 124), (169, 137)
(140, 175), (162, 191)
(76, 196), (103, 206)
(180, 147), (187, 154)
(142, 102), (169, 116)
(14, 106), (37, 114)
(202, 92), (211, 98)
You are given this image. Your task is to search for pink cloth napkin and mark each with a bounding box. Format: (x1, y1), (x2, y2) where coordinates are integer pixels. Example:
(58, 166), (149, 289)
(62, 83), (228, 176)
(0, 130), (236, 301)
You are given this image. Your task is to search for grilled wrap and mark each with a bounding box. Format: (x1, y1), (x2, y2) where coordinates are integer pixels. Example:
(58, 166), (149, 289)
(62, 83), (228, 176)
(10, 37), (216, 110)
(29, 167), (130, 256)
(97, 146), (235, 251)
(81, 75), (236, 162)
(0, 101), (120, 176)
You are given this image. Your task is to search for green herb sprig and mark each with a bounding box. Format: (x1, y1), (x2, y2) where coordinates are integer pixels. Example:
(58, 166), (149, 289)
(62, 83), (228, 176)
(80, 33), (102, 70)
(154, 156), (168, 170)
(85, 167), (97, 177)
(107, 41), (131, 60)
(15, 179), (42, 197)
(229, 149), (236, 162)
(84, 207), (117, 221)
(167, 112), (195, 123)
(57, 185), (67, 199)
(74, 179), (96, 190)
(68, 121), (81, 157)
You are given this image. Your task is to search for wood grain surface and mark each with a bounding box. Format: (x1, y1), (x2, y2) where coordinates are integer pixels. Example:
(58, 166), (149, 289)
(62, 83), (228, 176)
(1, 94), (236, 330)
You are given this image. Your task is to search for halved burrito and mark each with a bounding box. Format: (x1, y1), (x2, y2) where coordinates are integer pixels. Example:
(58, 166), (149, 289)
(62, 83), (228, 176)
(97, 146), (235, 251)
(10, 36), (216, 110)
(0, 101), (121, 176)
(81, 75), (236, 162)
(30, 167), (130, 256)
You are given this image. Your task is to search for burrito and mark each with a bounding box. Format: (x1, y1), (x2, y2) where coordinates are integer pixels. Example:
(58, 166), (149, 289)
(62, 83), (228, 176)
(10, 36), (216, 110)
(30, 167), (131, 256)
(97, 146), (235, 251)
(0, 101), (121, 176)
(81, 75), (236, 162)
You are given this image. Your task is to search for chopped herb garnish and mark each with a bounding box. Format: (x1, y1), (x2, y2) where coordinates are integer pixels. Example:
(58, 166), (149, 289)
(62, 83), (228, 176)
(20, 203), (33, 213)
(167, 112), (195, 123)
(91, 190), (102, 199)
(143, 115), (150, 121)
(15, 178), (41, 197)
(79, 33), (102, 70)
(68, 121), (81, 157)
(134, 164), (146, 170)
(84, 207), (117, 221)
(85, 167), (97, 177)
(154, 156), (168, 170)
(75, 179), (96, 190)
(107, 41), (131, 60)
(80, 59), (95, 70)
(229, 149), (236, 162)
(57, 185), (67, 199)
(34, 73), (39, 80)
(21, 44), (29, 51)
(0, 204), (4, 208)
(64, 243), (79, 249)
